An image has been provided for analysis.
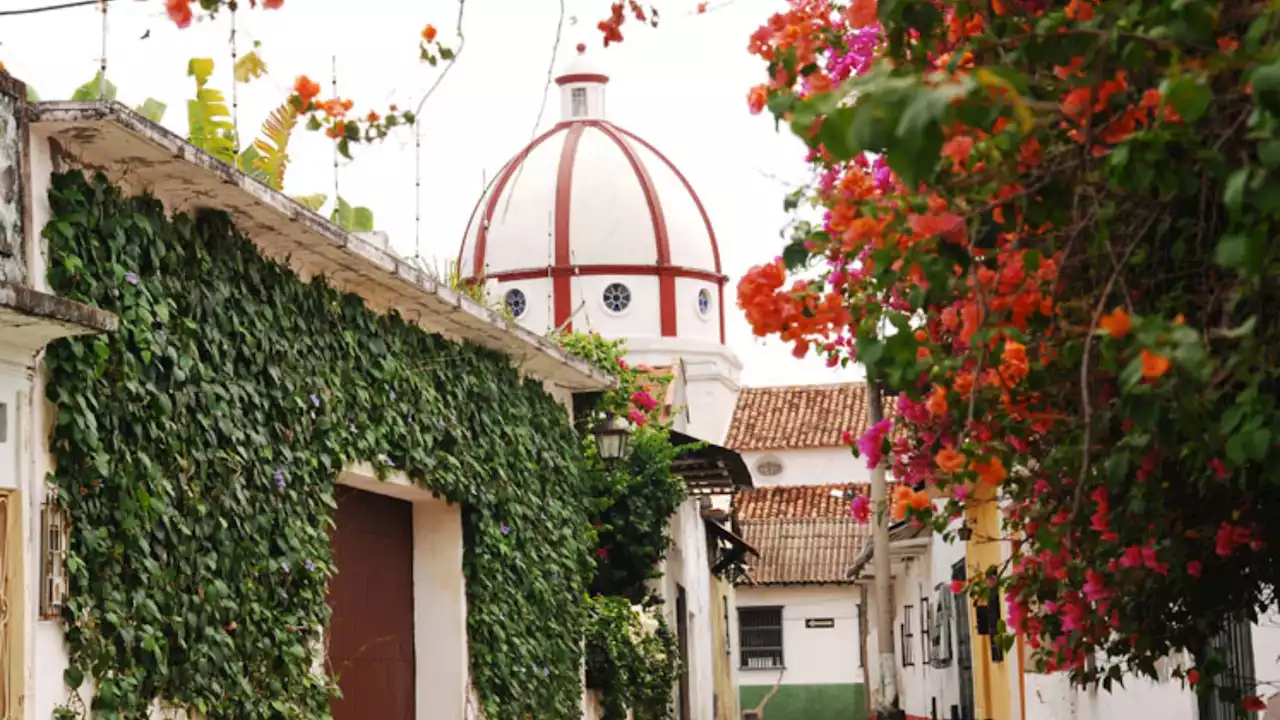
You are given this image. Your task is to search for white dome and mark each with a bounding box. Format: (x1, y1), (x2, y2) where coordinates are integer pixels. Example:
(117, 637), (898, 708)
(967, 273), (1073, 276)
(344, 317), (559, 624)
(457, 50), (726, 344)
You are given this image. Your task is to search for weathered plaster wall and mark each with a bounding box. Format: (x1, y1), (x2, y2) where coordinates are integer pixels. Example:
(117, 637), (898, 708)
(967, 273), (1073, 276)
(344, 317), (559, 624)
(654, 498), (717, 720)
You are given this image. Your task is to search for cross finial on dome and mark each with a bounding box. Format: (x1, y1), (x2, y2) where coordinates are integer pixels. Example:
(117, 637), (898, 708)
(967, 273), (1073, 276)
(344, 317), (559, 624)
(556, 39), (609, 120)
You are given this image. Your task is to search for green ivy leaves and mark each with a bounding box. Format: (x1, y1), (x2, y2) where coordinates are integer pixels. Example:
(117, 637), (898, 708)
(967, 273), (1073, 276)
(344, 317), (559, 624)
(42, 171), (595, 719)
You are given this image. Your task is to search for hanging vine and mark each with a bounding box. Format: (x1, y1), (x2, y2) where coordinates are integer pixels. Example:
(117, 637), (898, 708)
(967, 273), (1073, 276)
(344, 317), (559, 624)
(42, 170), (597, 719)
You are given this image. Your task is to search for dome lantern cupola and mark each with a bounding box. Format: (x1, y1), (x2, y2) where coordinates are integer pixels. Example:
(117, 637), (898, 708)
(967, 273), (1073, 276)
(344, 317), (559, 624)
(556, 43), (608, 120)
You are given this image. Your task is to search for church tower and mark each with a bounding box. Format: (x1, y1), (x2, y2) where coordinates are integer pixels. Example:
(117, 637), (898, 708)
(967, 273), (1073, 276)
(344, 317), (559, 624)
(456, 43), (742, 443)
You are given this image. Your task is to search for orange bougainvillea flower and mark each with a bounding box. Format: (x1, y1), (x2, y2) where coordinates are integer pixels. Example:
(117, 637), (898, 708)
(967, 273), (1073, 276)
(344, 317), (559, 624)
(971, 456), (1008, 487)
(927, 384), (949, 416)
(1099, 308), (1131, 339)
(294, 75), (321, 104)
(422, 24), (439, 43)
(937, 448), (966, 473)
(1141, 349), (1171, 378)
(847, 0), (878, 28)
(262, 0), (284, 8)
(891, 484), (914, 520)
(166, 0), (193, 28)
(747, 84), (769, 115)
(366, 110), (380, 123)
(907, 490), (932, 512)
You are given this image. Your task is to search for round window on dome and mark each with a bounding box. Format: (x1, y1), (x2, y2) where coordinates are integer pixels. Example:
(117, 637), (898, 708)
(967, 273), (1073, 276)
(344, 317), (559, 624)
(504, 288), (528, 319)
(602, 283), (632, 314)
(697, 288), (713, 318)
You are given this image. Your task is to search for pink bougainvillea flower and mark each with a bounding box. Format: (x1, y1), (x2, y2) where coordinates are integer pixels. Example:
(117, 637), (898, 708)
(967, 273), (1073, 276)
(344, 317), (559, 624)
(1186, 560), (1202, 577)
(1243, 696), (1267, 712)
(631, 390), (657, 412)
(850, 494), (871, 523)
(949, 579), (964, 594)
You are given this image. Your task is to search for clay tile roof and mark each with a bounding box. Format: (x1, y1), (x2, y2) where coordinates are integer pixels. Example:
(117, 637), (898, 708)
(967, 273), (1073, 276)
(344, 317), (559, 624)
(735, 482), (868, 520)
(734, 483), (879, 585)
(724, 383), (891, 451)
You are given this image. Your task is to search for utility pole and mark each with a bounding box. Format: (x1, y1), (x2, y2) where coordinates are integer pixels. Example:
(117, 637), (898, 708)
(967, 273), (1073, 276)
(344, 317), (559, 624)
(867, 370), (903, 720)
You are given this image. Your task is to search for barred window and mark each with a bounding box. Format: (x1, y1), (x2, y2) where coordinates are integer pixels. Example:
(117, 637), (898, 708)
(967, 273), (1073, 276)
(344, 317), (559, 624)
(921, 598), (931, 665)
(739, 606), (784, 670)
(901, 605), (915, 666)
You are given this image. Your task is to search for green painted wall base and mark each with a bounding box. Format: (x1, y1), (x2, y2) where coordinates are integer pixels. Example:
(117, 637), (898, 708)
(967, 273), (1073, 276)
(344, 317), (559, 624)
(739, 683), (867, 720)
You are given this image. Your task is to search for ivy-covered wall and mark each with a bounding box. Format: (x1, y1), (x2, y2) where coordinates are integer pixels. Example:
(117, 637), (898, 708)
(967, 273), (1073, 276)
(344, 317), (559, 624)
(41, 171), (597, 718)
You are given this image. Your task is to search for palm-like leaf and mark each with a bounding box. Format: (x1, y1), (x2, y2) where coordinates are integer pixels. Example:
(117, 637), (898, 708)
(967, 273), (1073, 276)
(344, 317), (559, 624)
(186, 58), (237, 164)
(248, 102), (297, 191)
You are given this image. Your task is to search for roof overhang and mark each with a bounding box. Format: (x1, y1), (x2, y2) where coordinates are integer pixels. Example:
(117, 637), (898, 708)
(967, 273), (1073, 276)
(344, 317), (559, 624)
(27, 101), (613, 393)
(668, 429), (753, 495)
(846, 521), (932, 581)
(0, 282), (117, 361)
(704, 517), (758, 578)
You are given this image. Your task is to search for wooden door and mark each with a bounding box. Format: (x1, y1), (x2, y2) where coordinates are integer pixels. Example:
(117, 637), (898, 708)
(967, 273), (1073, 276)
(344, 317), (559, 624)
(328, 486), (415, 720)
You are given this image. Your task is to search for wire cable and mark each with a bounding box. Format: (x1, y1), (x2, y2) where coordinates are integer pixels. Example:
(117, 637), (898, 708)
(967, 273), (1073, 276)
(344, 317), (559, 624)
(0, 0), (115, 17)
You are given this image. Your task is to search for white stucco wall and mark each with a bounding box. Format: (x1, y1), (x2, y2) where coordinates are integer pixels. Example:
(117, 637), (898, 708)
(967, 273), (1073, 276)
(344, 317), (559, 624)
(654, 498), (717, 720)
(739, 447), (869, 488)
(734, 584), (861, 687)
(1023, 620), (1280, 720)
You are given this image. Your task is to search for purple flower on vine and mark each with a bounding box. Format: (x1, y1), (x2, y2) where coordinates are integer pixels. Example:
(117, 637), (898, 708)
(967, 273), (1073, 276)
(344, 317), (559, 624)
(500, 524), (511, 536)
(123, 271), (140, 286)
(274, 468), (285, 489)
(304, 558), (315, 572)
(310, 393), (321, 408)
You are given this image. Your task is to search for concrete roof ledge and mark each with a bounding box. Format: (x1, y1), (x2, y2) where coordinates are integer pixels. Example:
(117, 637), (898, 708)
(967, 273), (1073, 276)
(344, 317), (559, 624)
(0, 281), (118, 357)
(28, 101), (611, 392)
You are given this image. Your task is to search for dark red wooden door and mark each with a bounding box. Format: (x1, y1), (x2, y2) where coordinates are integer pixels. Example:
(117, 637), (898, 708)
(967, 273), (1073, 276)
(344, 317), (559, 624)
(328, 486), (415, 720)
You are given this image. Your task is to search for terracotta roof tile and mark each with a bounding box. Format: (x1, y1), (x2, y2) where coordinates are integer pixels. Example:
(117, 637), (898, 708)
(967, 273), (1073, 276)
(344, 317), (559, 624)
(724, 383), (892, 451)
(738, 518), (870, 584)
(733, 483), (883, 584)
(735, 482), (869, 520)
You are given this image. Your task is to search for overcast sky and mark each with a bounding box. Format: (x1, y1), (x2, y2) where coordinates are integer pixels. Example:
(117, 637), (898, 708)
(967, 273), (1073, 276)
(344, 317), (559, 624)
(2, 0), (862, 387)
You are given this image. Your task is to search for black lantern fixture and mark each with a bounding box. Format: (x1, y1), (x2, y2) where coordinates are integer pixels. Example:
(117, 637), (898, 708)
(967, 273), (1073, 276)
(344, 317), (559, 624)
(957, 523), (973, 542)
(592, 412), (632, 461)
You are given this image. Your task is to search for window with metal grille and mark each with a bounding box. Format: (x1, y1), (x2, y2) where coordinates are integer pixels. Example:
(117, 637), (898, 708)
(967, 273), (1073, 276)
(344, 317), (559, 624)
(921, 598), (931, 665)
(901, 605), (915, 666)
(571, 88), (588, 117)
(739, 606), (784, 669)
(40, 498), (68, 619)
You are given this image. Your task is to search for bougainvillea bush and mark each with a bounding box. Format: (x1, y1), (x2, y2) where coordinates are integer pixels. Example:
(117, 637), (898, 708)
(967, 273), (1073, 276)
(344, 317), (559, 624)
(736, 0), (1280, 708)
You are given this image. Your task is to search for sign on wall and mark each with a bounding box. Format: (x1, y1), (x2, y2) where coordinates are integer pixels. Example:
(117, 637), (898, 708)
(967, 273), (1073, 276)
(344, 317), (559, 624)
(805, 618), (835, 629)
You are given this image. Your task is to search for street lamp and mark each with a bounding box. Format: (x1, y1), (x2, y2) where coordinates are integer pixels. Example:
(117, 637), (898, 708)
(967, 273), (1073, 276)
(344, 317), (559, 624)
(592, 412), (632, 461)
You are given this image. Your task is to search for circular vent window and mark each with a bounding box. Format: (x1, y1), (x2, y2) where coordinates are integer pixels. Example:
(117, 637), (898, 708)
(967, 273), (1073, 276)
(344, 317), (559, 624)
(756, 458), (784, 477)
(504, 288), (528, 319)
(602, 282), (632, 314)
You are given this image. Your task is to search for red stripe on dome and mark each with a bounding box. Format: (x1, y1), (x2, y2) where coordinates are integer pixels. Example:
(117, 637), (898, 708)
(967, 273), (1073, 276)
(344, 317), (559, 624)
(555, 73), (610, 86)
(553, 124), (586, 332)
(484, 265), (727, 283)
(471, 122), (571, 279)
(587, 121), (677, 337)
(457, 168), (502, 277)
(611, 126), (726, 344)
